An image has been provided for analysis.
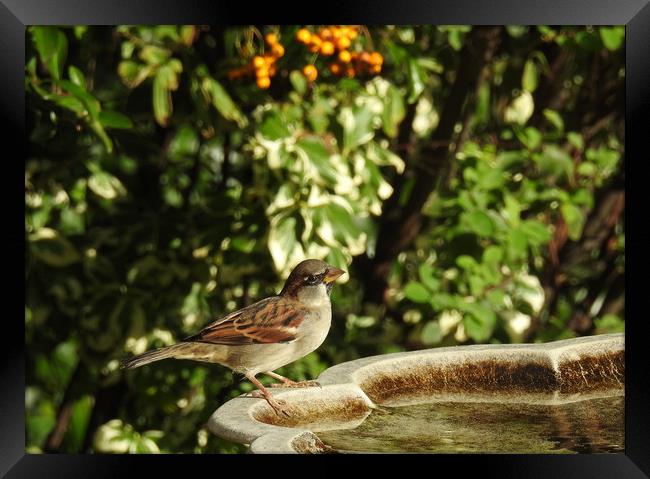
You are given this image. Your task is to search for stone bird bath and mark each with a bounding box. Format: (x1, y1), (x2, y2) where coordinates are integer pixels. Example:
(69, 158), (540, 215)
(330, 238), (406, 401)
(208, 333), (624, 453)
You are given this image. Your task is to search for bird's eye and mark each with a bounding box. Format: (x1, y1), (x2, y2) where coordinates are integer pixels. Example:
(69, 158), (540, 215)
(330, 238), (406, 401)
(305, 274), (318, 285)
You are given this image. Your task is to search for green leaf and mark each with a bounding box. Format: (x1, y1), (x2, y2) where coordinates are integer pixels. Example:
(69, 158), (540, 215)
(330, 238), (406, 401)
(445, 26), (469, 51)
(168, 125), (199, 158)
(560, 203), (585, 241)
(322, 203), (362, 246)
(59, 208), (85, 235)
(462, 302), (496, 342)
(522, 59), (538, 92)
(28, 228), (80, 267)
(30, 27), (68, 80)
(268, 214), (298, 272)
(462, 211), (494, 237)
(99, 110), (133, 129)
(407, 57), (425, 103)
(594, 314), (625, 334)
(290, 70), (307, 95)
(567, 131), (584, 151)
(508, 229), (528, 259)
(421, 321), (443, 345)
(404, 281), (431, 303)
(68, 65), (86, 88)
(202, 77), (247, 127)
(88, 172), (127, 199)
(180, 25), (196, 45)
(418, 263), (440, 292)
(571, 188), (594, 208)
(382, 84), (406, 138)
(64, 396), (93, 452)
(296, 137), (339, 184)
(153, 68), (173, 127)
(139, 45), (171, 65)
(543, 109), (564, 132)
(57, 80), (101, 120)
(260, 111), (290, 140)
(456, 255), (478, 270)
(340, 105), (374, 152)
(89, 120), (113, 153)
(482, 245), (503, 265)
(599, 27), (625, 51)
(505, 90), (534, 125)
(118, 61), (151, 88)
(586, 146), (620, 171)
(520, 220), (551, 245)
(535, 144), (572, 178)
(576, 31), (602, 51)
(503, 194), (521, 227)
(515, 126), (542, 150)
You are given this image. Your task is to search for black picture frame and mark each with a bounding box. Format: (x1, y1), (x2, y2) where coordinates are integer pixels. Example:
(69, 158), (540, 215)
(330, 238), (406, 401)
(5, 1), (648, 476)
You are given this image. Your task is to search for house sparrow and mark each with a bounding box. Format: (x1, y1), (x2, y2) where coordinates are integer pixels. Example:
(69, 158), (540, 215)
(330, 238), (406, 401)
(120, 259), (345, 416)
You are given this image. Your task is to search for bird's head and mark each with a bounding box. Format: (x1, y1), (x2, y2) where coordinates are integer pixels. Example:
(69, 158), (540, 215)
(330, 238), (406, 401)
(280, 259), (346, 303)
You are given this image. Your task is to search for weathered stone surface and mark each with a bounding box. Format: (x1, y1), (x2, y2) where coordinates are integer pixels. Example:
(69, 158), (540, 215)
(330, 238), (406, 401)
(207, 333), (624, 453)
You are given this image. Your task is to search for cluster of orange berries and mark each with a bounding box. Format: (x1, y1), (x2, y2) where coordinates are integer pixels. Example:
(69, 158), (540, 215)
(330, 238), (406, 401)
(227, 32), (285, 89)
(295, 26), (383, 81)
(251, 33), (285, 89)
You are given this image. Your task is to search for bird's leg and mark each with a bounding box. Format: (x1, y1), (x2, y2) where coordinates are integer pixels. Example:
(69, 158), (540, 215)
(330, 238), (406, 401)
(244, 372), (290, 417)
(265, 371), (321, 388)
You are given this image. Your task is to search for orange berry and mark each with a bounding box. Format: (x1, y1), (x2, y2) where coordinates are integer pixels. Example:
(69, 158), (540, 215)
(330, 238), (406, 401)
(360, 52), (371, 64)
(336, 36), (351, 50)
(330, 63), (342, 75)
(338, 50), (352, 63)
(346, 66), (356, 78)
(265, 33), (278, 45)
(272, 44), (285, 57)
(252, 56), (265, 69)
(256, 76), (271, 89)
(347, 27), (358, 39)
(371, 64), (382, 74)
(370, 52), (383, 65)
(320, 41), (335, 55)
(332, 28), (343, 39)
(256, 66), (269, 77)
(269, 64), (277, 76)
(296, 28), (311, 44)
(303, 64), (318, 81)
(264, 54), (275, 65)
(309, 36), (322, 52)
(320, 28), (332, 40)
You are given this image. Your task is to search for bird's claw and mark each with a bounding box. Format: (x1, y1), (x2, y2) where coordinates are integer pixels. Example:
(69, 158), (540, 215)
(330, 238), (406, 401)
(267, 398), (290, 417)
(246, 391), (291, 417)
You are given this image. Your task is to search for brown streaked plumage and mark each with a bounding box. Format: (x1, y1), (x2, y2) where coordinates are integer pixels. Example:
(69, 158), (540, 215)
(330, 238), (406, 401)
(184, 296), (308, 345)
(120, 258), (345, 416)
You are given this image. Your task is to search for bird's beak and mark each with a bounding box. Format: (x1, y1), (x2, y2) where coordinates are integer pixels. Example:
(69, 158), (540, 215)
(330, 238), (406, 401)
(323, 267), (346, 284)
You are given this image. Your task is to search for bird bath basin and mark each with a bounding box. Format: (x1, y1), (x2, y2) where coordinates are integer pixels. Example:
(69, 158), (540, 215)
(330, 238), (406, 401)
(207, 333), (624, 453)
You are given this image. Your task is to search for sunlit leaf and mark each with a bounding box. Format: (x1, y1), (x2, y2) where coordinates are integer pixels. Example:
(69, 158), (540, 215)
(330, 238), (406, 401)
(31, 26), (68, 80)
(522, 59), (538, 92)
(404, 281), (430, 303)
(201, 77), (247, 128)
(599, 27), (624, 51)
(88, 172), (127, 199)
(560, 203), (585, 241)
(382, 84), (406, 138)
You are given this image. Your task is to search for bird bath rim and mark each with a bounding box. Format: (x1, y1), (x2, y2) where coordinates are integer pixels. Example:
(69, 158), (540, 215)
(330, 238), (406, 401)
(207, 333), (624, 453)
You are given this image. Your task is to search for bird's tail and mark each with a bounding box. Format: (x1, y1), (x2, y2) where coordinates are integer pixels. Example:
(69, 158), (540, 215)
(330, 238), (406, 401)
(120, 343), (190, 369)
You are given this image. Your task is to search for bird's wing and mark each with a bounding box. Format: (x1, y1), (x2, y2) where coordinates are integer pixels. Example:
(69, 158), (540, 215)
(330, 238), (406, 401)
(183, 296), (307, 345)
